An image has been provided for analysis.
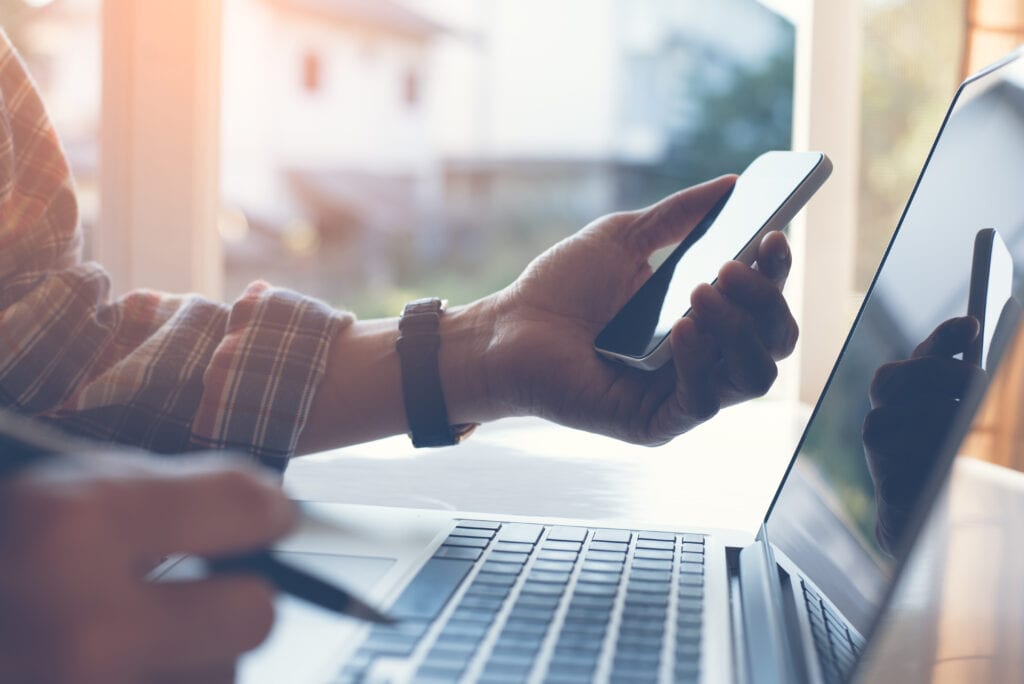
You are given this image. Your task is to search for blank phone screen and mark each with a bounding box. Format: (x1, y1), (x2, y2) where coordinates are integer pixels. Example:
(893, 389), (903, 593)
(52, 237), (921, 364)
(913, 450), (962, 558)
(596, 152), (825, 359)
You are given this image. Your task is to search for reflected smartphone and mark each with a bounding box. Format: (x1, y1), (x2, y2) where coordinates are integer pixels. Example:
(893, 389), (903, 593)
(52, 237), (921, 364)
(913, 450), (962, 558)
(966, 228), (1015, 370)
(594, 150), (832, 370)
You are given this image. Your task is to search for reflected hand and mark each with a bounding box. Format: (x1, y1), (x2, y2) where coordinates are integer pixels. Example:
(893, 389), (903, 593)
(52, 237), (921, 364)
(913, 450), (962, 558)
(863, 316), (984, 553)
(485, 176), (799, 445)
(0, 453), (296, 684)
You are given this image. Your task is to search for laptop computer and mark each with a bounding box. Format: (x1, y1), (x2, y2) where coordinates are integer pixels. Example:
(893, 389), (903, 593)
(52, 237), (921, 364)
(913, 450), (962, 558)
(176, 49), (1024, 684)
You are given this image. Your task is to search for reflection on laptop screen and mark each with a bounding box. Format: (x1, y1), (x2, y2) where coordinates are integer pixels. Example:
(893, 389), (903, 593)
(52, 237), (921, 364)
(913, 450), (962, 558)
(765, 52), (1024, 635)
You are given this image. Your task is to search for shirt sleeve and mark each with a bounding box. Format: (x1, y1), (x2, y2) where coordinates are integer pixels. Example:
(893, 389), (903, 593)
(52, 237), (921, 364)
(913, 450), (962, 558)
(0, 33), (351, 470)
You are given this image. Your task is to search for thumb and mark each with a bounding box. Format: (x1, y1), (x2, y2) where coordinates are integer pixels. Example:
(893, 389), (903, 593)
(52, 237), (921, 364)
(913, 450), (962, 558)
(622, 174), (737, 257)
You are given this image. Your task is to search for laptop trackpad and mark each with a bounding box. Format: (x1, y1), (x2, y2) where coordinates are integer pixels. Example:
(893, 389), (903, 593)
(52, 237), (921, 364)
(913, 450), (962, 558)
(239, 552), (396, 684)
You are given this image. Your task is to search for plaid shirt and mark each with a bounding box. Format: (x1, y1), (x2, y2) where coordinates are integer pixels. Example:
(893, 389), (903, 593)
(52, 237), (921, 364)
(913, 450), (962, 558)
(0, 34), (350, 469)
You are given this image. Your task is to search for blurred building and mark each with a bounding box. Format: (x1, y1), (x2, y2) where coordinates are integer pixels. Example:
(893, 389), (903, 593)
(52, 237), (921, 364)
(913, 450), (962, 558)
(220, 0), (445, 290)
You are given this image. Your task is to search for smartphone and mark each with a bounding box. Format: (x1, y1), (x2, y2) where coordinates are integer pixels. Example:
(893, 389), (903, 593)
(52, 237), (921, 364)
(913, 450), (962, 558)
(966, 228), (1015, 370)
(594, 150), (832, 370)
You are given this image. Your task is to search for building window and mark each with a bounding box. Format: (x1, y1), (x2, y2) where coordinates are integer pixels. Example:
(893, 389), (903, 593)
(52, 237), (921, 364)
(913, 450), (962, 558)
(303, 51), (322, 94)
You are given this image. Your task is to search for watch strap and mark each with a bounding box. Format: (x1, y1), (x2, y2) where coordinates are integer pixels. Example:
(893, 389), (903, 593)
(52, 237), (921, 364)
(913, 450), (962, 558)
(397, 298), (476, 447)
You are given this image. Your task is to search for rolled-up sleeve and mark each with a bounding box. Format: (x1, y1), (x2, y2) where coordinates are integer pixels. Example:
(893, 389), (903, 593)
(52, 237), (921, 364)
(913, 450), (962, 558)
(0, 32), (350, 469)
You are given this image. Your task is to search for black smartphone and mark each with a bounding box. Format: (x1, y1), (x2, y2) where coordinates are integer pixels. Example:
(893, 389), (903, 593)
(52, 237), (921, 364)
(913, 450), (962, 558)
(594, 151), (832, 370)
(966, 228), (1015, 370)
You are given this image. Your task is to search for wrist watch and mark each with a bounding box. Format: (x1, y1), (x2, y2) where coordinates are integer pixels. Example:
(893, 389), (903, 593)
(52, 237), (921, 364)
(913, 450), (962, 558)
(397, 298), (477, 448)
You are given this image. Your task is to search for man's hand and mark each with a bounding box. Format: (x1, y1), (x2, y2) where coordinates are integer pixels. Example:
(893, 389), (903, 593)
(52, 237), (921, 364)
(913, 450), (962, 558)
(482, 175), (799, 445)
(863, 316), (984, 552)
(0, 453), (296, 684)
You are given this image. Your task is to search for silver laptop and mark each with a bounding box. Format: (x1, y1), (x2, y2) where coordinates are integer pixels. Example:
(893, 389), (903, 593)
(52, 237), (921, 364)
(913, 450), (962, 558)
(180, 50), (1024, 684)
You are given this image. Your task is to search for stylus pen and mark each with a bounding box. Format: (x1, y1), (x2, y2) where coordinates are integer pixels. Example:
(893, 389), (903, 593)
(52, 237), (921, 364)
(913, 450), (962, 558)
(208, 551), (394, 624)
(0, 412), (394, 625)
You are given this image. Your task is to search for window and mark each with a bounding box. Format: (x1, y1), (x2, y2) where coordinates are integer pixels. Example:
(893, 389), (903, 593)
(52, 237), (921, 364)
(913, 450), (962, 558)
(302, 50), (321, 94)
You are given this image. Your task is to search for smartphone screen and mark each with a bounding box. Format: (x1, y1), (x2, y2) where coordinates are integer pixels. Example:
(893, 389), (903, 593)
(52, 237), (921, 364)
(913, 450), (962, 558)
(595, 151), (829, 364)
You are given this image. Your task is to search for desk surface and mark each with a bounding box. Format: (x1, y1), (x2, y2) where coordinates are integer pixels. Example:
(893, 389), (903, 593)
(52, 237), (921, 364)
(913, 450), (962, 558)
(284, 401), (1024, 683)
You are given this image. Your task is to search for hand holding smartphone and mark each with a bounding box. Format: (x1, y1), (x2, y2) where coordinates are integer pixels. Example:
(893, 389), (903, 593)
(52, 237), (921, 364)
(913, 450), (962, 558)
(966, 228), (1016, 370)
(594, 151), (832, 370)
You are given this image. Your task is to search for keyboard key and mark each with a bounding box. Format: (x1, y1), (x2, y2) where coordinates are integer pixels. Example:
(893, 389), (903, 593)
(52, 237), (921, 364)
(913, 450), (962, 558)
(630, 569), (671, 583)
(569, 594), (616, 609)
(532, 559), (574, 572)
(635, 539), (674, 551)
(681, 534), (705, 544)
(489, 551), (530, 564)
(441, 619), (491, 638)
(577, 571), (619, 584)
(494, 540), (534, 554)
(434, 545), (483, 561)
(548, 526), (588, 543)
(515, 592), (562, 608)
(520, 581), (564, 596)
(592, 529), (632, 543)
(390, 558), (473, 620)
(678, 574), (704, 587)
(637, 530), (675, 542)
(575, 581), (618, 596)
(507, 607), (555, 623)
(476, 572), (518, 587)
(459, 519), (502, 530)
(587, 550), (627, 562)
(680, 552), (704, 564)
(528, 570), (571, 584)
(627, 580), (670, 594)
(634, 548), (673, 561)
(623, 592), (667, 606)
(537, 549), (577, 562)
(581, 560), (623, 573)
(443, 535), (490, 548)
(360, 633), (419, 655)
(482, 561), (522, 575)
(451, 526), (495, 539)
(466, 582), (512, 598)
(678, 598), (703, 613)
(460, 594), (506, 610)
(630, 558), (672, 571)
(679, 562), (703, 575)
(497, 523), (543, 545)
(678, 585), (704, 599)
(542, 540), (582, 552)
(681, 542), (704, 554)
(589, 540), (628, 552)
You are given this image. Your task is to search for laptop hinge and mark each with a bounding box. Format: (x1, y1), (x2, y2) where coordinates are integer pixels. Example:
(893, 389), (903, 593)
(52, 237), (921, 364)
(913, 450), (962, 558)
(737, 526), (806, 684)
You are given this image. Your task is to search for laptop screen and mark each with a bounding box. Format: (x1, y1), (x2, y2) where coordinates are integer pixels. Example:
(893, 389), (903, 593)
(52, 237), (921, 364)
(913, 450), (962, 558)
(765, 51), (1024, 635)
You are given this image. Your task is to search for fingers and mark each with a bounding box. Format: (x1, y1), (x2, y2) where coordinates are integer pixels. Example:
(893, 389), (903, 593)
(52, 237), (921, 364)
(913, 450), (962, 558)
(862, 401), (958, 461)
(912, 316), (980, 358)
(669, 318), (721, 421)
(145, 576), (276, 670)
(716, 258), (798, 360)
(103, 460), (297, 559)
(753, 231), (793, 289)
(622, 175), (737, 256)
(690, 284), (778, 398)
(869, 357), (984, 407)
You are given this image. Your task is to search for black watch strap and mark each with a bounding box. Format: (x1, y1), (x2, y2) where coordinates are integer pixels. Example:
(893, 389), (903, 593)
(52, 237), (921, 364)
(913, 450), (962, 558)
(397, 298), (476, 448)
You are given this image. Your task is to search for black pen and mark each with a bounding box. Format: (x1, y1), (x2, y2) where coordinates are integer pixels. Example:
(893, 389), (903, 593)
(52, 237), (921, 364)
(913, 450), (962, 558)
(0, 412), (393, 625)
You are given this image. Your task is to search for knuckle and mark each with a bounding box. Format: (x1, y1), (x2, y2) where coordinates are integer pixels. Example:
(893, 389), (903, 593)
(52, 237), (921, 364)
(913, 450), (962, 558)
(749, 362), (777, 397)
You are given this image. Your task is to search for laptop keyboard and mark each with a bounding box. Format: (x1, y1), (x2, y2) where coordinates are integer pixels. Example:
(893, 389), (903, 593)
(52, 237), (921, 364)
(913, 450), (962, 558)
(335, 521), (706, 683)
(801, 581), (865, 684)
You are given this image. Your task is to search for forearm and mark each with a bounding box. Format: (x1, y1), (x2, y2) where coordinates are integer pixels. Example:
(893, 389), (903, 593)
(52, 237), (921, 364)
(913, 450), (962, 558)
(297, 296), (507, 453)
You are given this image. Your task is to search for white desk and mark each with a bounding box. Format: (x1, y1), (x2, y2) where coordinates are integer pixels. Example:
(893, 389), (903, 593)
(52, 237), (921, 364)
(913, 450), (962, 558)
(284, 400), (1024, 683)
